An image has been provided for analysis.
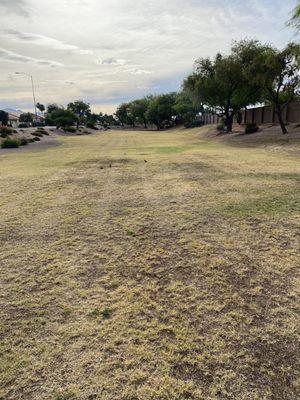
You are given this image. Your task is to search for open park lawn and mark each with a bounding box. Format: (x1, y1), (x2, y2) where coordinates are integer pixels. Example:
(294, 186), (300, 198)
(0, 127), (299, 399)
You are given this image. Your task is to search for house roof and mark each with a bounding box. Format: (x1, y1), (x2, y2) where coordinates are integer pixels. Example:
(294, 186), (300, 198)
(8, 113), (20, 121)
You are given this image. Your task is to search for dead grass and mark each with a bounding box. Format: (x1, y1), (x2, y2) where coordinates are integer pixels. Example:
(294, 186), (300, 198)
(0, 127), (299, 399)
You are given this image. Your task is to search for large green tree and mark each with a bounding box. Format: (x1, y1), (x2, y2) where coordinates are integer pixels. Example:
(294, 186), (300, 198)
(67, 100), (91, 127)
(115, 103), (135, 126)
(184, 48), (260, 132)
(173, 91), (200, 126)
(128, 97), (152, 128)
(145, 93), (177, 130)
(19, 112), (33, 123)
(49, 108), (79, 130)
(246, 42), (300, 134)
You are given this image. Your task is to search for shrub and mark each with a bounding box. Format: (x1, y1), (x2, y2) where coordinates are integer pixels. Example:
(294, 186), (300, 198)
(33, 137), (41, 142)
(32, 131), (43, 137)
(217, 122), (225, 131)
(18, 123), (29, 128)
(65, 126), (77, 133)
(1, 137), (20, 148)
(245, 123), (259, 134)
(0, 126), (14, 137)
(185, 119), (205, 128)
(28, 138), (36, 143)
(20, 137), (29, 146)
(86, 122), (98, 129)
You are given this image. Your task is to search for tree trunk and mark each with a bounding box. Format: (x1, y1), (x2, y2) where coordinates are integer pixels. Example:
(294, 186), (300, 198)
(275, 105), (288, 134)
(225, 112), (233, 133)
(144, 119), (147, 129)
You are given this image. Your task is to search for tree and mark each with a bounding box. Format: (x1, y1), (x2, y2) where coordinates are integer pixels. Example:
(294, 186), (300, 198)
(184, 50), (260, 132)
(288, 1), (300, 30)
(115, 103), (135, 126)
(19, 112), (33, 123)
(128, 97), (151, 128)
(247, 42), (300, 134)
(86, 113), (100, 128)
(145, 93), (177, 130)
(173, 91), (201, 126)
(67, 100), (91, 127)
(0, 110), (8, 126)
(49, 108), (79, 130)
(47, 104), (60, 114)
(36, 103), (45, 113)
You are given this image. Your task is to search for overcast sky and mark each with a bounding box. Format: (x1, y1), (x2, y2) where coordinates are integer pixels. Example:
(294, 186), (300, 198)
(0, 0), (297, 113)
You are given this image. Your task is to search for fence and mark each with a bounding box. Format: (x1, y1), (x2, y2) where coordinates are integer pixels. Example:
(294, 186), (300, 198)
(199, 101), (300, 126)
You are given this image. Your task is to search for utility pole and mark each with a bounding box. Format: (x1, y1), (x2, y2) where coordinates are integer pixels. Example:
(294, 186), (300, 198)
(15, 72), (38, 122)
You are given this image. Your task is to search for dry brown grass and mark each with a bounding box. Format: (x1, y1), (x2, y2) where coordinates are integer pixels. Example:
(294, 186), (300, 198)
(0, 127), (299, 399)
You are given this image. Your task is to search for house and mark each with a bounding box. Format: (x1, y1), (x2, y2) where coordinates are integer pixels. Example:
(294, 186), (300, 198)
(8, 112), (20, 128)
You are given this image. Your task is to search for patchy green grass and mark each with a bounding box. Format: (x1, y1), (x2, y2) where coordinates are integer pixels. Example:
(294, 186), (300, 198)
(0, 127), (299, 400)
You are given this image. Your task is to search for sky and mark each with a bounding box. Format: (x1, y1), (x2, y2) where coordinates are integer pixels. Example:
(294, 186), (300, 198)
(0, 0), (298, 114)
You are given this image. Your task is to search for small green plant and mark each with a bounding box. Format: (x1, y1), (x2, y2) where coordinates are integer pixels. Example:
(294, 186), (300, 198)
(88, 308), (101, 318)
(245, 122), (259, 134)
(126, 229), (137, 237)
(1, 137), (20, 148)
(217, 122), (225, 132)
(102, 308), (112, 320)
(20, 137), (29, 146)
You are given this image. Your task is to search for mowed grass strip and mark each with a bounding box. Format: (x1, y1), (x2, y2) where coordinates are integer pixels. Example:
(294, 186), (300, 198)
(0, 127), (299, 400)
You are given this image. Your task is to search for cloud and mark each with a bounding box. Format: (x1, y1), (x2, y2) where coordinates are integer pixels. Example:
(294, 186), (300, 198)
(100, 57), (128, 66)
(0, 47), (63, 67)
(3, 29), (93, 55)
(0, 0), (28, 16)
(0, 0), (296, 112)
(129, 68), (153, 75)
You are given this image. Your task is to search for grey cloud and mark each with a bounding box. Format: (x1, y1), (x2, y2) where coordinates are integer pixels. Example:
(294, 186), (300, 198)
(3, 29), (93, 54)
(0, 0), (28, 16)
(0, 47), (64, 67)
(100, 58), (128, 66)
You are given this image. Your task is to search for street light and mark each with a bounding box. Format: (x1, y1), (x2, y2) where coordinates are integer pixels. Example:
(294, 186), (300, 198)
(15, 72), (38, 121)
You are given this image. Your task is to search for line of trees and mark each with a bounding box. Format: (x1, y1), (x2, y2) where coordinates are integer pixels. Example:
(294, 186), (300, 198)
(116, 39), (299, 135)
(115, 92), (202, 131)
(44, 100), (118, 130)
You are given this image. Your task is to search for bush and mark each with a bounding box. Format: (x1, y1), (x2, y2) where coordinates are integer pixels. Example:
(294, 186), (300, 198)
(245, 123), (259, 134)
(33, 137), (40, 142)
(18, 123), (29, 128)
(20, 137), (29, 146)
(32, 131), (43, 137)
(86, 121), (98, 129)
(0, 126), (14, 137)
(37, 128), (49, 135)
(28, 138), (36, 143)
(65, 126), (77, 133)
(217, 122), (225, 131)
(185, 120), (205, 128)
(1, 137), (20, 148)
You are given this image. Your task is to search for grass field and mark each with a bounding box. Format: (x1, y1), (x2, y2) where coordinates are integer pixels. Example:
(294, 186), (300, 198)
(0, 127), (299, 400)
